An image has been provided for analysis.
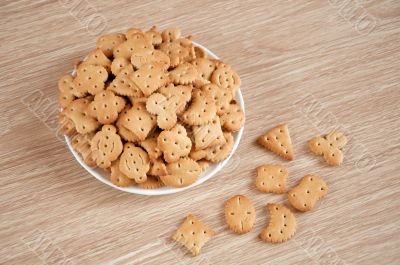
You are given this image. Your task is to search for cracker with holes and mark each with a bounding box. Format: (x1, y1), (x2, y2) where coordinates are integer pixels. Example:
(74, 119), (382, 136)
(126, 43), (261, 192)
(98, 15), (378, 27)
(258, 123), (294, 160)
(146, 93), (179, 130)
(88, 90), (125, 124)
(192, 58), (216, 87)
(224, 195), (256, 234)
(148, 159), (168, 177)
(259, 204), (297, 243)
(73, 64), (108, 95)
(71, 132), (96, 167)
(160, 158), (200, 187)
(211, 63), (241, 95)
(58, 75), (78, 108)
(58, 113), (76, 137)
(159, 38), (193, 67)
(220, 102), (245, 132)
(144, 26), (162, 46)
(113, 33), (152, 59)
(190, 132), (233, 162)
(201, 83), (232, 115)
(192, 117), (225, 150)
(158, 124), (192, 163)
(182, 89), (216, 126)
(80, 48), (111, 72)
(111, 57), (130, 76)
(139, 132), (162, 161)
(119, 143), (150, 183)
(96, 33), (126, 58)
(131, 48), (170, 70)
(288, 175), (328, 212)
(90, 125), (123, 168)
(256, 165), (288, 194)
(110, 159), (135, 187)
(116, 105), (140, 143)
(63, 97), (100, 134)
(172, 214), (215, 257)
(309, 131), (347, 166)
(169, 62), (197, 85)
(162, 28), (181, 43)
(109, 71), (144, 98)
(129, 62), (169, 96)
(120, 102), (156, 141)
(158, 84), (192, 114)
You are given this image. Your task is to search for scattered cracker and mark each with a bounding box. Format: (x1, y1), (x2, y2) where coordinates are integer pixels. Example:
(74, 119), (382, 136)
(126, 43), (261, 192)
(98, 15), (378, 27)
(308, 131), (347, 166)
(259, 204), (297, 243)
(172, 214), (215, 256)
(224, 195), (256, 234)
(288, 175), (328, 212)
(258, 123), (294, 160)
(255, 165), (288, 194)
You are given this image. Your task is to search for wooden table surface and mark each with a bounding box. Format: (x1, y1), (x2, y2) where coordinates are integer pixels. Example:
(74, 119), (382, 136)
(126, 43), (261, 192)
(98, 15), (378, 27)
(1, 0), (400, 264)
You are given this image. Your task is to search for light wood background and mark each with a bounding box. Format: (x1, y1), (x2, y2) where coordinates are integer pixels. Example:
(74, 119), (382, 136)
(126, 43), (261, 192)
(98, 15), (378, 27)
(1, 0), (399, 264)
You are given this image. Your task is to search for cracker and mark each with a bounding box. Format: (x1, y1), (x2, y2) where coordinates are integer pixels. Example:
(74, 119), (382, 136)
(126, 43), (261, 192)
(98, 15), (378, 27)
(201, 83), (232, 115)
(160, 158), (200, 187)
(255, 165), (288, 194)
(137, 175), (164, 189)
(110, 159), (135, 187)
(111, 57), (130, 76)
(73, 64), (108, 95)
(71, 132), (96, 167)
(146, 93), (179, 130)
(119, 102), (156, 141)
(109, 72), (144, 98)
(88, 90), (125, 124)
(90, 125), (123, 168)
(58, 75), (78, 108)
(169, 62), (197, 85)
(58, 113), (76, 137)
(192, 117), (225, 150)
(161, 27), (181, 43)
(288, 175), (328, 212)
(224, 195), (256, 234)
(116, 105), (140, 143)
(129, 62), (169, 96)
(211, 63), (241, 95)
(192, 58), (216, 87)
(219, 102), (245, 132)
(113, 33), (152, 59)
(172, 214), (215, 256)
(148, 159), (168, 177)
(139, 132), (162, 161)
(308, 131), (347, 166)
(190, 132), (233, 162)
(131, 48), (170, 70)
(259, 204), (297, 243)
(158, 124), (192, 163)
(144, 26), (162, 46)
(96, 33), (126, 58)
(158, 83), (192, 114)
(258, 123), (294, 160)
(125, 28), (143, 39)
(159, 38), (193, 67)
(181, 89), (216, 126)
(119, 143), (150, 183)
(197, 160), (210, 172)
(82, 48), (112, 72)
(63, 97), (100, 134)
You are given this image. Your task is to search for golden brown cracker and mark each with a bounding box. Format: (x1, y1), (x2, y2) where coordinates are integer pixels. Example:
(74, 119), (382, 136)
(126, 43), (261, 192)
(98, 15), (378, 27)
(258, 123), (294, 160)
(255, 165), (288, 194)
(224, 195), (256, 234)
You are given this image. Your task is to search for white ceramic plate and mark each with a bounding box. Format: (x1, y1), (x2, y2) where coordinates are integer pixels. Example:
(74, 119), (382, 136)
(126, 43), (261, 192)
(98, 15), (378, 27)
(65, 42), (245, 195)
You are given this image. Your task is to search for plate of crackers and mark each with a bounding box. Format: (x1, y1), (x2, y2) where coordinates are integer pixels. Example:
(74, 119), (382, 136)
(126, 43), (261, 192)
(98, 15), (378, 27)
(58, 26), (245, 195)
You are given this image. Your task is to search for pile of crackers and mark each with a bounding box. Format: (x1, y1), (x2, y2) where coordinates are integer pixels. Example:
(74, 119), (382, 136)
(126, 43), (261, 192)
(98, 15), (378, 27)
(172, 124), (347, 256)
(58, 26), (245, 189)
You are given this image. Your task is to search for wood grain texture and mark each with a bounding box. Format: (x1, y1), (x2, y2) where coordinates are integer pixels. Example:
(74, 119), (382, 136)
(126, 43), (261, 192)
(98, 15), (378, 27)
(1, 0), (400, 264)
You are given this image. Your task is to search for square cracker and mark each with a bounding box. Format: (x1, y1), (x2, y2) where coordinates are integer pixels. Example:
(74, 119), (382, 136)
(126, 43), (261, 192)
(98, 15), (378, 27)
(172, 214), (215, 256)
